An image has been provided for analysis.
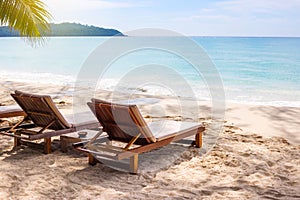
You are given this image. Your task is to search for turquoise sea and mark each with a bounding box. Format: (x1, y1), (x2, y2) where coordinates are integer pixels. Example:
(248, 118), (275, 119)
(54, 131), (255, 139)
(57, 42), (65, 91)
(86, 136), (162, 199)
(0, 37), (300, 107)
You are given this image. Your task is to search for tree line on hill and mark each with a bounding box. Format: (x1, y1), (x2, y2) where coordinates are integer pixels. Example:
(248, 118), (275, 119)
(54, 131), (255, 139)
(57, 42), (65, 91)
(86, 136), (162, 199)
(0, 23), (123, 37)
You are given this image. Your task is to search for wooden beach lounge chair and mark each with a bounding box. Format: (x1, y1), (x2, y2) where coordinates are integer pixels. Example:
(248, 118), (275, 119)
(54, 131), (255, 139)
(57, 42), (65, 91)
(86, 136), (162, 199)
(0, 90), (99, 154)
(74, 98), (205, 174)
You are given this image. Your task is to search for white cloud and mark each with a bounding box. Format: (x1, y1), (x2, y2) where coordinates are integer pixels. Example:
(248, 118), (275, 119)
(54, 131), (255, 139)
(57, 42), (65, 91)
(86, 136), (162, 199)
(216, 0), (300, 14)
(44, 0), (148, 11)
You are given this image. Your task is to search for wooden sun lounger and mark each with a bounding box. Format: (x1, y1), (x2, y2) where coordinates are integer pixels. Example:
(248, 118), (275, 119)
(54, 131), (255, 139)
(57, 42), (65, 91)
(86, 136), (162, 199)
(74, 98), (205, 174)
(0, 90), (100, 154)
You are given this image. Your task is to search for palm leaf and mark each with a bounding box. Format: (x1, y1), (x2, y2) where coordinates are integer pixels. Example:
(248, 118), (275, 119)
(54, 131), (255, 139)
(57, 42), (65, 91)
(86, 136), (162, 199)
(0, 0), (52, 44)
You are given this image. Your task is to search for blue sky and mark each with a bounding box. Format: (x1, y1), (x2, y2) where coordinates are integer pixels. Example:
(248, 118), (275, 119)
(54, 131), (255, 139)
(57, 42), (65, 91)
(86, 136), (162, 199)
(44, 0), (300, 36)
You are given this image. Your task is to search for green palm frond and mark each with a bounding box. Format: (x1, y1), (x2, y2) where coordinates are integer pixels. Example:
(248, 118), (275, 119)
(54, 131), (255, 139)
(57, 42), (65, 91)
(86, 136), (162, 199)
(0, 0), (52, 44)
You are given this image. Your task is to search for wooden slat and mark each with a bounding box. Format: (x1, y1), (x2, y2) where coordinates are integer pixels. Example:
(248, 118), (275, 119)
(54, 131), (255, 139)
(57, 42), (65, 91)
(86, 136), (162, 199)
(123, 133), (141, 151)
(27, 111), (52, 117)
(0, 131), (30, 139)
(18, 129), (39, 135)
(29, 128), (75, 140)
(129, 106), (155, 143)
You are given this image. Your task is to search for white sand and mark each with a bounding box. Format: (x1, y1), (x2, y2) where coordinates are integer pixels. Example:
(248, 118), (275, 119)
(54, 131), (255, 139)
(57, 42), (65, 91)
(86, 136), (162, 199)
(0, 82), (299, 199)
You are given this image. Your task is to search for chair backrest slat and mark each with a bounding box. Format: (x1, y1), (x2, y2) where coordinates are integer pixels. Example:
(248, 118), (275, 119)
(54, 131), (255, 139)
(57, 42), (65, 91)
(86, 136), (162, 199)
(11, 90), (71, 130)
(88, 98), (156, 144)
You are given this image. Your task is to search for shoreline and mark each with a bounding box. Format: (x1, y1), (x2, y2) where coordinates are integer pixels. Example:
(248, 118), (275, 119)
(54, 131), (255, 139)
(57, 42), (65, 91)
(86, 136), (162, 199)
(1, 81), (299, 145)
(1, 72), (300, 108)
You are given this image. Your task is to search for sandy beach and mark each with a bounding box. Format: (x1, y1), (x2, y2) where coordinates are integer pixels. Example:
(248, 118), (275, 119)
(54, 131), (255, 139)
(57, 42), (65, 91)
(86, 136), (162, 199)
(0, 82), (299, 199)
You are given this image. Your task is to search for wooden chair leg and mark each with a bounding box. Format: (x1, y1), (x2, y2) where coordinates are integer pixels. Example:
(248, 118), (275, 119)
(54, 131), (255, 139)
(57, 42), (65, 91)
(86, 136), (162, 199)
(60, 138), (68, 153)
(13, 133), (21, 147)
(130, 154), (138, 174)
(88, 153), (98, 165)
(195, 131), (203, 148)
(44, 138), (52, 154)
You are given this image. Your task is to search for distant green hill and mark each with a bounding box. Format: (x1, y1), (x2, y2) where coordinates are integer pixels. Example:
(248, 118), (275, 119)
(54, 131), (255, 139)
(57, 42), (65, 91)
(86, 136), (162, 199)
(0, 23), (123, 37)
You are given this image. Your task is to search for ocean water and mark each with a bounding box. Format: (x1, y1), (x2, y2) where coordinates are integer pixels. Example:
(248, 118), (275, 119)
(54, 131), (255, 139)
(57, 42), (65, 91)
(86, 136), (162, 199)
(0, 37), (299, 107)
